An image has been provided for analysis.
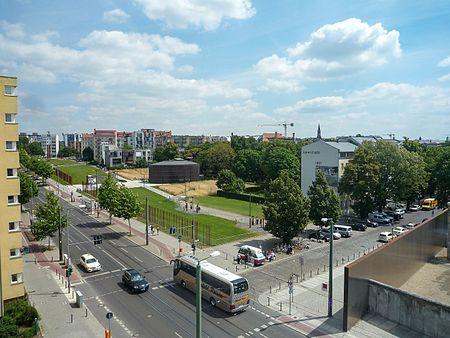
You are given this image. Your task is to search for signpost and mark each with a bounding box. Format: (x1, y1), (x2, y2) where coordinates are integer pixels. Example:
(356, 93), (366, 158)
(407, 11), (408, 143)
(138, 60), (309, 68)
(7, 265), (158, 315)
(299, 256), (304, 281)
(106, 312), (113, 338)
(178, 235), (182, 256)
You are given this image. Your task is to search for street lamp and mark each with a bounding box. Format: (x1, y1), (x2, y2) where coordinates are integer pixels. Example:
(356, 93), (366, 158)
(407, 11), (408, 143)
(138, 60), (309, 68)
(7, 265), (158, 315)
(321, 217), (334, 318)
(196, 250), (220, 338)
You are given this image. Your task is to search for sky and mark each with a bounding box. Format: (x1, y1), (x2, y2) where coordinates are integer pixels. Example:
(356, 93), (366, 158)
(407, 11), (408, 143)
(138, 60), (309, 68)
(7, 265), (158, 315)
(1, 0), (450, 139)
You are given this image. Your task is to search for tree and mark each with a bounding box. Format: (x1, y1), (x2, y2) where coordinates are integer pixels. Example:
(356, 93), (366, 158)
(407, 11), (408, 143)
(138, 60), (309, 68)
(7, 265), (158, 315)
(32, 158), (54, 184)
(31, 191), (67, 249)
(204, 142), (235, 177)
(339, 144), (380, 218)
(98, 173), (119, 224)
(135, 158), (148, 168)
(432, 147), (450, 207)
(18, 172), (39, 208)
(153, 143), (179, 162)
(307, 171), (342, 226)
(58, 145), (77, 158)
(216, 169), (245, 193)
(263, 170), (310, 243)
(28, 142), (44, 156)
(262, 146), (300, 183)
(113, 186), (141, 235)
(402, 137), (425, 153)
(233, 149), (263, 182)
(82, 146), (94, 162)
(19, 147), (31, 169)
(230, 135), (262, 152)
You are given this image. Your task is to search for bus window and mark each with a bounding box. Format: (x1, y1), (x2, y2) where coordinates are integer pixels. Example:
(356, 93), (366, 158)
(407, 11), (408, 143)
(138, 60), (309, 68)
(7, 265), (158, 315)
(173, 260), (181, 275)
(233, 278), (248, 294)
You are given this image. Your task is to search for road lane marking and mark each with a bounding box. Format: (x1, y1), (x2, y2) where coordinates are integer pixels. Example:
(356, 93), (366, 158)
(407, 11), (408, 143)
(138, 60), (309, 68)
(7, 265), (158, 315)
(83, 271), (111, 279)
(101, 249), (127, 269)
(134, 256), (143, 262)
(174, 332), (183, 338)
(75, 245), (81, 250)
(111, 269), (121, 273)
(120, 248), (128, 253)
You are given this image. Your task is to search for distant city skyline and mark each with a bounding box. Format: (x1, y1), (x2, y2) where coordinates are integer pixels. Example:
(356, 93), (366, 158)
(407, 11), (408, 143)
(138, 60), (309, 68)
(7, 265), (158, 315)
(1, 0), (450, 138)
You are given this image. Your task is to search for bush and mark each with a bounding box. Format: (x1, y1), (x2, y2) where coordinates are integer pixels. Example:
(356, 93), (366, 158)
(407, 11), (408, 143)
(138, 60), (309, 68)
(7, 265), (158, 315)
(5, 298), (39, 327)
(0, 317), (18, 338)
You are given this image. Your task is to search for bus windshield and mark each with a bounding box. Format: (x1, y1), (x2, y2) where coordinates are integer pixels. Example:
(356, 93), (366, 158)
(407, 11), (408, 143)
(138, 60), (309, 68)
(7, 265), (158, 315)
(233, 278), (248, 294)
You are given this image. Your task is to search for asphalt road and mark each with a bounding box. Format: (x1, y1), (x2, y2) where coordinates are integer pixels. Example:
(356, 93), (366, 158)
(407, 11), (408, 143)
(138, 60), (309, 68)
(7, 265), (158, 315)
(33, 189), (305, 338)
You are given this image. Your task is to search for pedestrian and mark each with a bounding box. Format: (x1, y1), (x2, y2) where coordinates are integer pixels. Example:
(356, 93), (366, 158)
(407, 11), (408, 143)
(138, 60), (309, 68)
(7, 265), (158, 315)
(156, 227), (160, 235)
(256, 217), (259, 226)
(97, 210), (100, 218)
(185, 202), (188, 211)
(150, 225), (154, 235)
(251, 216), (255, 226)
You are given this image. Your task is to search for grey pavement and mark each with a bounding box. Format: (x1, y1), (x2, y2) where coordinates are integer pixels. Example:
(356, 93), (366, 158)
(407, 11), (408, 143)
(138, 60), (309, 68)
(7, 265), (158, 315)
(21, 211), (105, 338)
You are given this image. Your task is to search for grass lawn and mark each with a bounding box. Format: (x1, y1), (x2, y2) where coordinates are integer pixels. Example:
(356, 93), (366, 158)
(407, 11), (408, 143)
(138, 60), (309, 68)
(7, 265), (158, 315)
(47, 158), (77, 166)
(195, 195), (264, 217)
(52, 164), (106, 185)
(131, 188), (256, 246)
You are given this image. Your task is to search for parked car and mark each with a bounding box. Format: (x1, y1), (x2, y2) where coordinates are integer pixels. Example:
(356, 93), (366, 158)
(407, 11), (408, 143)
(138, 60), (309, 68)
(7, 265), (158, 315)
(393, 226), (408, 236)
(334, 225), (353, 238)
(320, 228), (341, 240)
(408, 204), (420, 212)
(365, 219), (379, 228)
(368, 213), (392, 225)
(384, 210), (401, 222)
(122, 269), (149, 293)
(406, 222), (417, 229)
(378, 232), (394, 243)
(308, 231), (329, 242)
(238, 245), (265, 266)
(80, 254), (101, 272)
(394, 208), (405, 218)
(351, 223), (367, 231)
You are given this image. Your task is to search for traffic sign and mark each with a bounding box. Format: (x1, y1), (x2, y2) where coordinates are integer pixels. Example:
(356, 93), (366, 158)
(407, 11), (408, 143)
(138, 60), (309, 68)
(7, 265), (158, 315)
(178, 235), (182, 241)
(106, 312), (113, 319)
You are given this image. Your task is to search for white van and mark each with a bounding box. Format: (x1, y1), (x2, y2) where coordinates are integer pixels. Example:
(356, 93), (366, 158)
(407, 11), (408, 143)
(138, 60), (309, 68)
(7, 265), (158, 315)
(238, 245), (265, 266)
(334, 225), (352, 238)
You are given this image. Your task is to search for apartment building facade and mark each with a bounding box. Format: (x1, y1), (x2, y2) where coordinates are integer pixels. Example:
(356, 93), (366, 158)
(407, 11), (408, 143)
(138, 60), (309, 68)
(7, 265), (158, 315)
(0, 76), (25, 315)
(93, 129), (117, 163)
(62, 133), (82, 153)
(41, 131), (59, 158)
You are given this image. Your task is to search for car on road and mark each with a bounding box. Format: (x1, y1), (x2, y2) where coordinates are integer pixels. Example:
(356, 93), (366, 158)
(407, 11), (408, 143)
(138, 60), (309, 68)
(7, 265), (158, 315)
(319, 228), (341, 240)
(393, 226), (408, 236)
(122, 269), (149, 293)
(308, 230), (329, 242)
(365, 219), (379, 228)
(351, 223), (367, 231)
(368, 213), (392, 225)
(80, 254), (101, 272)
(378, 232), (394, 243)
(406, 222), (417, 229)
(408, 204), (420, 212)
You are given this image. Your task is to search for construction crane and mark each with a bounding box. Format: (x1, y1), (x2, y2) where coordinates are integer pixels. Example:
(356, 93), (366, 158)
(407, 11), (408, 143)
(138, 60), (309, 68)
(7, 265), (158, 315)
(258, 121), (294, 138)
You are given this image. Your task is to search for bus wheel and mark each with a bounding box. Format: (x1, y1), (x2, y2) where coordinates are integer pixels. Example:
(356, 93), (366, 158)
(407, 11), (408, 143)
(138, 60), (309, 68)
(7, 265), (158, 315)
(181, 280), (187, 288)
(209, 297), (216, 307)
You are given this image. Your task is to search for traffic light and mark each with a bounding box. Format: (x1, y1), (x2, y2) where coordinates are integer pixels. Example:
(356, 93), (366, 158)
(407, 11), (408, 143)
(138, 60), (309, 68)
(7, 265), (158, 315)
(93, 235), (103, 245)
(66, 265), (73, 277)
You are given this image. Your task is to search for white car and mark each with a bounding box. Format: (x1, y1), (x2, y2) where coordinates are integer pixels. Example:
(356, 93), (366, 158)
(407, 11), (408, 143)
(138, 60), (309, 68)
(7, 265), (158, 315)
(378, 232), (394, 243)
(393, 227), (408, 236)
(394, 208), (405, 218)
(80, 254), (101, 272)
(408, 204), (420, 212)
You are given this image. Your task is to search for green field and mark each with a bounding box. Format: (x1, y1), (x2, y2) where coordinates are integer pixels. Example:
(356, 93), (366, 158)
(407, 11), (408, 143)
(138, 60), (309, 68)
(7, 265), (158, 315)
(131, 188), (256, 246)
(47, 159), (77, 166)
(52, 164), (106, 185)
(195, 195), (264, 217)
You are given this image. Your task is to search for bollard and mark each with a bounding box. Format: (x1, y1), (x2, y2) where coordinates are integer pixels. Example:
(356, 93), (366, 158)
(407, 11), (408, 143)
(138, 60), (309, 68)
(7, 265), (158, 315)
(323, 264), (326, 272)
(373, 245), (375, 250)
(70, 314), (73, 323)
(296, 275), (299, 283)
(279, 302), (283, 311)
(65, 281), (67, 288)
(267, 297), (271, 306)
(72, 290), (74, 298)
(56, 269), (58, 276)
(348, 256), (349, 262)
(342, 257), (345, 264)
(235, 266), (238, 272)
(310, 270), (312, 277)
(269, 286), (272, 294)
(303, 273), (305, 281)
(51, 256), (54, 262)
(317, 268), (319, 275)
(353, 253), (355, 259)
(225, 253), (228, 260)
(35, 258), (37, 264)
(278, 282), (281, 290)
(336, 260), (338, 267)
(85, 309), (88, 317)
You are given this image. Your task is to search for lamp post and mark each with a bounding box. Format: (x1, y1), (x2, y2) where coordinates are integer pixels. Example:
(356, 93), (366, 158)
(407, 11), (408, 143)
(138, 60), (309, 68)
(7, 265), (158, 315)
(196, 250), (220, 338)
(321, 217), (334, 318)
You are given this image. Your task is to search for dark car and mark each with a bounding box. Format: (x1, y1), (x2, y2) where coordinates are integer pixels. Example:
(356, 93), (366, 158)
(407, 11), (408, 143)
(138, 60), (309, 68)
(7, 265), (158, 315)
(365, 219), (379, 228)
(351, 223), (367, 231)
(308, 231), (329, 242)
(122, 269), (149, 293)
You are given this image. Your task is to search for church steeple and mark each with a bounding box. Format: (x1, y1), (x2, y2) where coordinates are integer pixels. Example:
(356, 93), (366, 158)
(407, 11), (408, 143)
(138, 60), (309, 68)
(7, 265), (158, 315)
(316, 123), (322, 140)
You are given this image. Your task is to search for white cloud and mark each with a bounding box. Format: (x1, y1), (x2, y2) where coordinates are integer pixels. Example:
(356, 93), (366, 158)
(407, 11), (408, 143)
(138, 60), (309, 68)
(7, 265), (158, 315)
(273, 82), (450, 138)
(103, 9), (130, 23)
(255, 18), (401, 92)
(178, 65), (194, 73)
(260, 79), (303, 93)
(438, 74), (450, 82)
(438, 56), (450, 67)
(134, 0), (255, 30)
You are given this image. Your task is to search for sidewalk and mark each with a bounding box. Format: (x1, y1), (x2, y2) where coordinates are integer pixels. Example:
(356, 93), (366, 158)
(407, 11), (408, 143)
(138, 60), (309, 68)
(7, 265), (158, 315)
(21, 212), (105, 338)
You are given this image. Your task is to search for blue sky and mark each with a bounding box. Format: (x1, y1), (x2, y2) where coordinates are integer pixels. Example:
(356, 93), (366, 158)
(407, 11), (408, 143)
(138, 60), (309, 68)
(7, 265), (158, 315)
(1, 0), (449, 139)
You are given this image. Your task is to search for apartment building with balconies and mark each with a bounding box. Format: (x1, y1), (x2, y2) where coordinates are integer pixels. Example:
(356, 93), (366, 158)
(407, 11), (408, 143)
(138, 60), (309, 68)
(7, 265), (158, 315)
(0, 75), (25, 315)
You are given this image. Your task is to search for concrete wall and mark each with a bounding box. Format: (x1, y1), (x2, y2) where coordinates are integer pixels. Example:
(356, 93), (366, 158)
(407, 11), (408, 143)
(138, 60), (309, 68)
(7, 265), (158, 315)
(343, 209), (448, 331)
(369, 280), (450, 337)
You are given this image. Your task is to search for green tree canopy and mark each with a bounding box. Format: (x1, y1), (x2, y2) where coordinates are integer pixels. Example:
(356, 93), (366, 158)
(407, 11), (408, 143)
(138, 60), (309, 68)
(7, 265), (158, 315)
(262, 146), (300, 182)
(263, 170), (310, 243)
(27, 142), (44, 156)
(203, 142), (235, 177)
(216, 169), (245, 193)
(307, 171), (342, 226)
(432, 147), (450, 207)
(31, 191), (67, 249)
(58, 145), (78, 158)
(153, 143), (179, 162)
(32, 158), (54, 184)
(18, 172), (39, 207)
(82, 146), (94, 162)
(113, 186), (141, 235)
(230, 135), (262, 152)
(233, 149), (263, 182)
(98, 173), (119, 224)
(19, 147), (31, 169)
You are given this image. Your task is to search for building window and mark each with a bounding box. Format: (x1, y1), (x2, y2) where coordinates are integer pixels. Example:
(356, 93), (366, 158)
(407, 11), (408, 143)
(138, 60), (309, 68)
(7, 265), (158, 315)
(9, 221), (20, 232)
(4, 85), (17, 96)
(11, 273), (23, 284)
(5, 113), (16, 123)
(10, 248), (21, 258)
(8, 195), (18, 205)
(7, 168), (18, 178)
(6, 141), (17, 151)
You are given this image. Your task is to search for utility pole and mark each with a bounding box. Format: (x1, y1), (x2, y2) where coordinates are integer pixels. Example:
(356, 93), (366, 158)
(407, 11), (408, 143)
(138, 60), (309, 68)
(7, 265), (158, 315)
(145, 196), (149, 245)
(58, 207), (63, 261)
(95, 168), (99, 197)
(248, 194), (252, 227)
(322, 217), (334, 318)
(67, 211), (71, 293)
